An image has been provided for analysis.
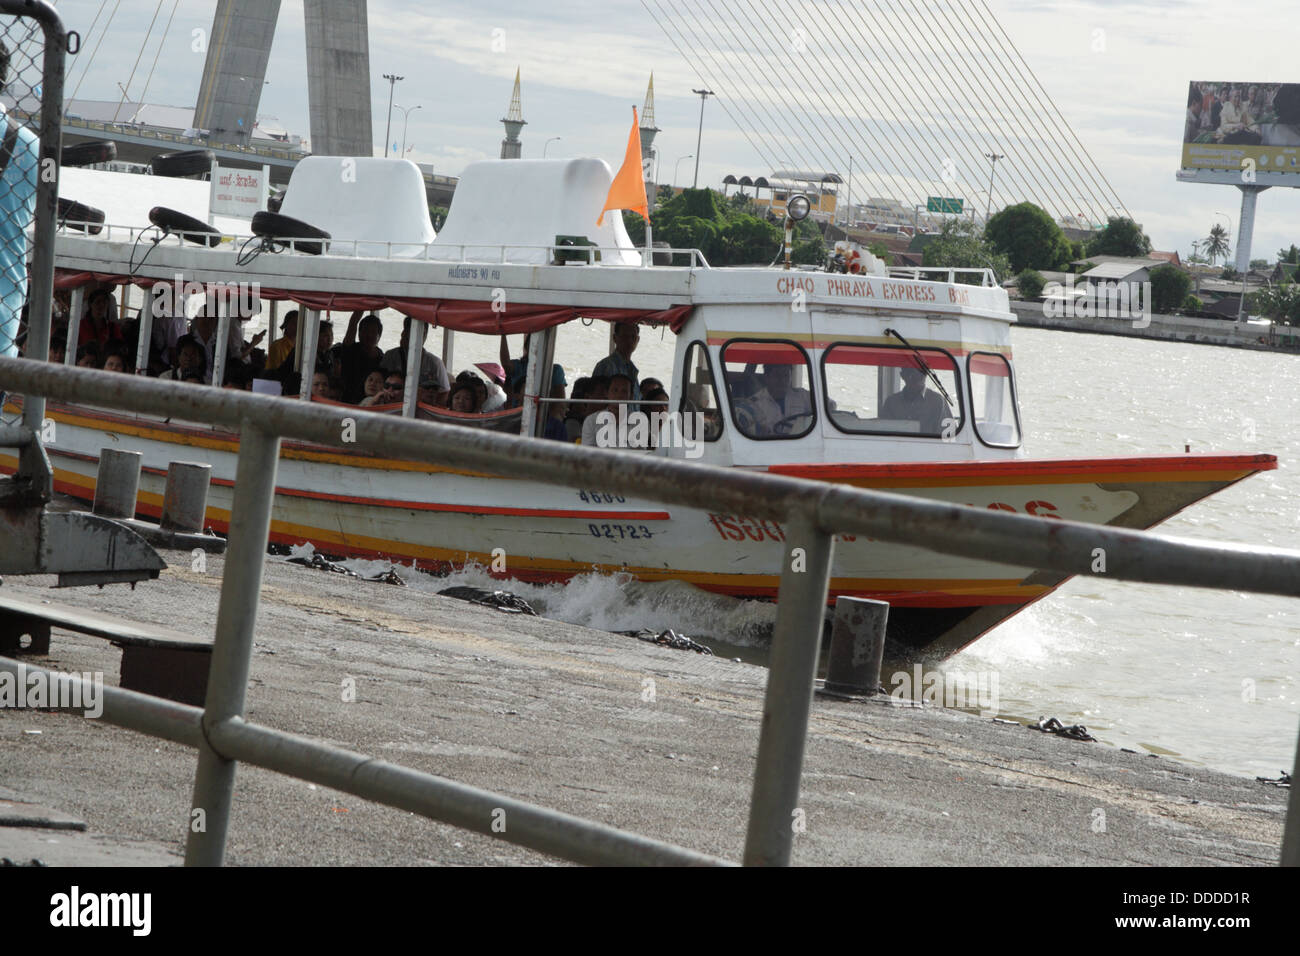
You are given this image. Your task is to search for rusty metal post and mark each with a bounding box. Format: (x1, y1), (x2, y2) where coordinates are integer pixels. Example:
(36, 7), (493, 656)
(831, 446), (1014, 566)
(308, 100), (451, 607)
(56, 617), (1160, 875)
(92, 448), (142, 520)
(161, 461), (211, 533)
(821, 597), (889, 697)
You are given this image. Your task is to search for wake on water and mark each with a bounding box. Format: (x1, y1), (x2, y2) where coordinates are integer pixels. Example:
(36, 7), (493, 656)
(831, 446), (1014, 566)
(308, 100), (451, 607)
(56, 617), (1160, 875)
(282, 543), (779, 651)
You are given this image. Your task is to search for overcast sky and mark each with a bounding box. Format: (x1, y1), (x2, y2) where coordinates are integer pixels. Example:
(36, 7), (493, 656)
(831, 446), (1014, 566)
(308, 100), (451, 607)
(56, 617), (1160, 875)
(47, 0), (1300, 260)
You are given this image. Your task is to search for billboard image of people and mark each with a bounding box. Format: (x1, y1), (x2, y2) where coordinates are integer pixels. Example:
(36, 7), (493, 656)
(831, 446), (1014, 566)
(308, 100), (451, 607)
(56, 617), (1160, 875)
(1181, 81), (1300, 173)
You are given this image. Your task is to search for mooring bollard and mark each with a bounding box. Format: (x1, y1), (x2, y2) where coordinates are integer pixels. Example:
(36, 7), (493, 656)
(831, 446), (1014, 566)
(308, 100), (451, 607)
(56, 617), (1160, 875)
(821, 596), (889, 697)
(161, 461), (211, 533)
(92, 448), (142, 520)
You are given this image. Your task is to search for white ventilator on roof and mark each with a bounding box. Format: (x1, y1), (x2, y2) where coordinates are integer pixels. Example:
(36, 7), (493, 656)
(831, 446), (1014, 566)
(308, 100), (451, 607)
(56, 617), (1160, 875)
(279, 157), (436, 257)
(432, 158), (640, 265)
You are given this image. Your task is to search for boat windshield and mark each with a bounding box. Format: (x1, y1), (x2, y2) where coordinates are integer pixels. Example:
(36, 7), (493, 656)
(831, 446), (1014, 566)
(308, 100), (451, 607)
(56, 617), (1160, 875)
(821, 343), (963, 438)
(968, 352), (1022, 448)
(720, 340), (816, 440)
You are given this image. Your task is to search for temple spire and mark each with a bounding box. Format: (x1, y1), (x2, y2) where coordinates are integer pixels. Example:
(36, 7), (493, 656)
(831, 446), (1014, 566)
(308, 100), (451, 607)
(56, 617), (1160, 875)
(639, 73), (661, 211)
(500, 67), (526, 159)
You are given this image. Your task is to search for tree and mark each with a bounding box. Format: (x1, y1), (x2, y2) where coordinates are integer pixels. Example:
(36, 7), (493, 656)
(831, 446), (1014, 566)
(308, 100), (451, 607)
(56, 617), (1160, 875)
(1204, 224), (1231, 266)
(1149, 264), (1192, 314)
(1276, 244), (1300, 265)
(1183, 294), (1203, 312)
(1016, 269), (1045, 299)
(1085, 217), (1152, 258)
(1249, 282), (1300, 325)
(984, 202), (1072, 273)
(921, 219), (1010, 282)
(622, 210), (646, 245)
(867, 241), (892, 265)
(1250, 258), (1270, 270)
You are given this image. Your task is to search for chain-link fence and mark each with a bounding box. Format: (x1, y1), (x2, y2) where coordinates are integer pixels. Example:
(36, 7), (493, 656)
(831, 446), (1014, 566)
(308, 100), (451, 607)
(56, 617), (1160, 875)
(0, 8), (50, 360)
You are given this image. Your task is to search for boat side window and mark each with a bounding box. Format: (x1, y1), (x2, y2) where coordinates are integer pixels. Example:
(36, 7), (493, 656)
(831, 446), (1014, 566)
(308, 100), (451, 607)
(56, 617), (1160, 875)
(821, 343), (963, 438)
(679, 341), (724, 442)
(967, 352), (1022, 448)
(720, 339), (816, 440)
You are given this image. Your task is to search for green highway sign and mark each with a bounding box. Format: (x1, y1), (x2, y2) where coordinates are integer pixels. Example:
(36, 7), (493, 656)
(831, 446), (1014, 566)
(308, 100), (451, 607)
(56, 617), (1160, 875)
(926, 196), (964, 213)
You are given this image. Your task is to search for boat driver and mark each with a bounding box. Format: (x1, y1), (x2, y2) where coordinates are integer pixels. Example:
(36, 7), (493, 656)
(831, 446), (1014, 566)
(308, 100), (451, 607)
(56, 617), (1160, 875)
(880, 366), (951, 434)
(747, 363), (813, 435)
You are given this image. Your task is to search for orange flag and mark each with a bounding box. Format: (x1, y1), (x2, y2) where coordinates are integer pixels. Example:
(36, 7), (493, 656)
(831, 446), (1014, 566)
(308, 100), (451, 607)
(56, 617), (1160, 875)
(597, 106), (648, 226)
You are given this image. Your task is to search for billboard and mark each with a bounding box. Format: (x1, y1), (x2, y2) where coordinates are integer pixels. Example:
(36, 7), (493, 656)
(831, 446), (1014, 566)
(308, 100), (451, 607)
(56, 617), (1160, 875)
(1181, 81), (1300, 175)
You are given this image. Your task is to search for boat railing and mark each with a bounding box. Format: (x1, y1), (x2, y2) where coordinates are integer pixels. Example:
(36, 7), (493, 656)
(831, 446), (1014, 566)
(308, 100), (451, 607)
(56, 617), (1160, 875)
(885, 265), (998, 287)
(54, 218), (712, 269)
(2, 356), (1298, 868)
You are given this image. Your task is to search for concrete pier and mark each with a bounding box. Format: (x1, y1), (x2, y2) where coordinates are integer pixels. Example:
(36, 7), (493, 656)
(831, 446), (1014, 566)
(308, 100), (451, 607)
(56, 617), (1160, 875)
(0, 551), (1287, 866)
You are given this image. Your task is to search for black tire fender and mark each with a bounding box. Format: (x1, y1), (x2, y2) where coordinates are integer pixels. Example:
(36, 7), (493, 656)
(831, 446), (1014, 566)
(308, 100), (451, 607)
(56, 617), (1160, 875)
(61, 140), (117, 167)
(149, 149), (215, 178)
(57, 197), (105, 235)
(251, 210), (331, 256)
(148, 206), (223, 247)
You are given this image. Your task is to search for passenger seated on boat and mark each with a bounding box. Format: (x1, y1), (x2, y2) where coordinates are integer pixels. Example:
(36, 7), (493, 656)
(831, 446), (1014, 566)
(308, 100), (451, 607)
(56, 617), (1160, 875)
(79, 289), (125, 351)
(542, 382), (569, 441)
(581, 373), (635, 448)
(310, 371), (333, 401)
(75, 342), (101, 369)
(357, 369), (386, 405)
(592, 322), (642, 401)
(565, 377), (594, 441)
(451, 371), (489, 412)
(223, 360), (252, 390)
(448, 382), (480, 413)
(339, 311), (385, 402)
(745, 364), (813, 436)
(473, 363), (508, 411)
(159, 334), (207, 382)
(382, 317), (451, 404)
(264, 310), (300, 372)
(417, 374), (448, 407)
(880, 367), (951, 434)
(360, 370), (403, 407)
(149, 293), (189, 370)
(273, 318), (334, 388)
(102, 347), (130, 374)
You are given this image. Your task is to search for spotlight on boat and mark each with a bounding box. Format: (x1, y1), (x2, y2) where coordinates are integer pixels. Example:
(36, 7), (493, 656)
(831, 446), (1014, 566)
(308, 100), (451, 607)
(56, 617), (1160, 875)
(782, 193), (812, 270)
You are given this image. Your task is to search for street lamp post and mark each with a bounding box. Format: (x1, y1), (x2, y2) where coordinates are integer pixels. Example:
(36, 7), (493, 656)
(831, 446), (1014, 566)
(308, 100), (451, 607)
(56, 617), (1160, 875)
(543, 136), (561, 157)
(691, 89), (713, 188)
(395, 103), (421, 156)
(674, 154), (693, 189)
(382, 73), (403, 158)
(984, 152), (1005, 222)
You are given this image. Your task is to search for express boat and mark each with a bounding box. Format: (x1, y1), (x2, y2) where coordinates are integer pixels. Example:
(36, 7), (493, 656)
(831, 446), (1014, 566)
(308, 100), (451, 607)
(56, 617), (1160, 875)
(1, 156), (1275, 659)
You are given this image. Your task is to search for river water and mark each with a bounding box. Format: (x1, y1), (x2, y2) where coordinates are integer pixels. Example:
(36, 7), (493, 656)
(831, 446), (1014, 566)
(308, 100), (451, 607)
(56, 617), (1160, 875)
(292, 312), (1299, 780)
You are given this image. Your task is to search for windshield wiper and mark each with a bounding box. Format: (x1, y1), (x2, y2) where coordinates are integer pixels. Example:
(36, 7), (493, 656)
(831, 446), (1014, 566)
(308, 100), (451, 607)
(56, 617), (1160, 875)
(884, 327), (954, 409)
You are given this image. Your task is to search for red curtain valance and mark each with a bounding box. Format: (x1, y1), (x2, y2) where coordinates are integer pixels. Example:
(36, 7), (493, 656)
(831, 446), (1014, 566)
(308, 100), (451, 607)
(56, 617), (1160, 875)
(55, 270), (694, 334)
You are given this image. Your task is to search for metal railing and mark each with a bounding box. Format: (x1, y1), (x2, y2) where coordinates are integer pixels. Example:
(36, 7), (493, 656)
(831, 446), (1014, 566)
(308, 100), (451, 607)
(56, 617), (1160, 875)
(55, 219), (713, 268)
(885, 266), (998, 287)
(0, 356), (1297, 866)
